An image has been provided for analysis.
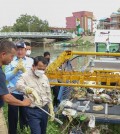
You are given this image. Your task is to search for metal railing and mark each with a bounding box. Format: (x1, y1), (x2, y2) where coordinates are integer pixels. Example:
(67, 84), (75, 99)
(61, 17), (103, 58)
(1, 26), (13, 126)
(0, 32), (74, 39)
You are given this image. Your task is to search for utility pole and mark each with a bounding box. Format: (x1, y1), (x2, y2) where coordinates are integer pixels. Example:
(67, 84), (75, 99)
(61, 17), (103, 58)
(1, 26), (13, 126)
(28, 22), (31, 32)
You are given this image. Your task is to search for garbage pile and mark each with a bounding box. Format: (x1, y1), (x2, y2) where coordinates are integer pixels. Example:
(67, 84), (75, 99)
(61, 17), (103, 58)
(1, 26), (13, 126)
(71, 86), (120, 105)
(56, 86), (120, 134)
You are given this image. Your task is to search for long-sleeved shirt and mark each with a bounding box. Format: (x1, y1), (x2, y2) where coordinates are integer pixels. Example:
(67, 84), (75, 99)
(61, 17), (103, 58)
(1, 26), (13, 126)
(5, 56), (33, 94)
(16, 69), (52, 107)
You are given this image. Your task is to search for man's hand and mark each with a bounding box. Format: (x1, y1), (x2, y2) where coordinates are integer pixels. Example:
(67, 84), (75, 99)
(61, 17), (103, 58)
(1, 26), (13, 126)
(26, 87), (40, 104)
(2, 94), (32, 106)
(26, 87), (33, 94)
(16, 64), (26, 72)
(48, 103), (55, 121)
(22, 98), (32, 106)
(13, 58), (26, 74)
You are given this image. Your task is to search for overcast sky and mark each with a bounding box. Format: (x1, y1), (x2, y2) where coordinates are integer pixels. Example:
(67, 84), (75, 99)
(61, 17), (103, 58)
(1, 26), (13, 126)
(0, 0), (120, 28)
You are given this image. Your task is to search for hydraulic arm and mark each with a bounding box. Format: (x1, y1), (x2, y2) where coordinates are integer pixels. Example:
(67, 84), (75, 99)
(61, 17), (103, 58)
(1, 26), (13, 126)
(46, 51), (120, 89)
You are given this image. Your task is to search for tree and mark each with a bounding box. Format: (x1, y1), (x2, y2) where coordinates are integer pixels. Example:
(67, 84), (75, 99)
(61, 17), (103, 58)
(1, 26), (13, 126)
(12, 14), (49, 32)
(0, 26), (13, 32)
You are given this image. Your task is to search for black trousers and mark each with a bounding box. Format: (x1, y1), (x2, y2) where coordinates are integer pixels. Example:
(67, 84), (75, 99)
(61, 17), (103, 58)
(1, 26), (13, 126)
(51, 86), (60, 107)
(8, 93), (27, 134)
(26, 105), (48, 134)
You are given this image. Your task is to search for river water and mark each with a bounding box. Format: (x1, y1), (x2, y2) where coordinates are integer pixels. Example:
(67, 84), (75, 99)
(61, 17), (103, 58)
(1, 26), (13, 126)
(31, 45), (95, 62)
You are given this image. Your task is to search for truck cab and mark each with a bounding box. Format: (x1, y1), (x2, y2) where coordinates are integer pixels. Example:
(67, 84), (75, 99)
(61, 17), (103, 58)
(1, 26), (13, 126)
(94, 30), (120, 52)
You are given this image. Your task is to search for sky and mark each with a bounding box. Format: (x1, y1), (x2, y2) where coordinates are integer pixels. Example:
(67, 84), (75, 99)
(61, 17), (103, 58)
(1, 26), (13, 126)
(0, 0), (120, 28)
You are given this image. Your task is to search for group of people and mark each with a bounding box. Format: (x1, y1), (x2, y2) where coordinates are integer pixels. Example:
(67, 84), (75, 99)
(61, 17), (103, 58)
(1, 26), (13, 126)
(0, 39), (56, 134)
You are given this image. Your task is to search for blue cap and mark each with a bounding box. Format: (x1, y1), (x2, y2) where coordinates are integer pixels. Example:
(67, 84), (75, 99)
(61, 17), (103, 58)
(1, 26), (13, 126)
(16, 42), (26, 48)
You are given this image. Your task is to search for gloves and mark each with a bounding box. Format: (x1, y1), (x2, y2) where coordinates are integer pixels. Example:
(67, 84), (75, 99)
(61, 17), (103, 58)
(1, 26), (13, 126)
(48, 102), (55, 121)
(26, 87), (40, 104)
(13, 58), (26, 74)
(26, 87), (33, 94)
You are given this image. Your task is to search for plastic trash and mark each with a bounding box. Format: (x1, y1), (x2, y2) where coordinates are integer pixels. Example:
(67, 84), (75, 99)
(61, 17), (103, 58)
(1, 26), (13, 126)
(88, 115), (95, 128)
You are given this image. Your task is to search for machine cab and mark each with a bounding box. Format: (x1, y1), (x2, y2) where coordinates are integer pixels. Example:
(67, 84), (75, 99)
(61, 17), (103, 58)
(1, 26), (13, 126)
(94, 30), (120, 52)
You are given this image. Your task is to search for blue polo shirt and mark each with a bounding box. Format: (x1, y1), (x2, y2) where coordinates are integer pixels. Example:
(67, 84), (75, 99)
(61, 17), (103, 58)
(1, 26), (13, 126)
(5, 56), (33, 94)
(0, 66), (9, 108)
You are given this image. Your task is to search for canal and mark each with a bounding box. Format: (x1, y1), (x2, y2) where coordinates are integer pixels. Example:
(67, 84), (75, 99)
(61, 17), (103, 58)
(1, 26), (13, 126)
(31, 45), (95, 62)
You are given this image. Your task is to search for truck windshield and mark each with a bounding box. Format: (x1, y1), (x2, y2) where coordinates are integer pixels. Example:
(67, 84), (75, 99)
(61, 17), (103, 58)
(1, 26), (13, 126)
(96, 43), (120, 52)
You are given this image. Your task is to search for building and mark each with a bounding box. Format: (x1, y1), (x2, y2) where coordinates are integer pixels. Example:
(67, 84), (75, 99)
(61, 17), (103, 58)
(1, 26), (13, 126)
(92, 16), (99, 33)
(98, 8), (120, 30)
(66, 11), (94, 33)
(110, 9), (120, 29)
(98, 18), (110, 29)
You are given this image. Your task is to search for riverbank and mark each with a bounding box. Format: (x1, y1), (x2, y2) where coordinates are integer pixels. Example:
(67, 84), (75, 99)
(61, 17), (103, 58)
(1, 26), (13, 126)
(69, 35), (94, 43)
(29, 35), (94, 47)
(50, 35), (94, 47)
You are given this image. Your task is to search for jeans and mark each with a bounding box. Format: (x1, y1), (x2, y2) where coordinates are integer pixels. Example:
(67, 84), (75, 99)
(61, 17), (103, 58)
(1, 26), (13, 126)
(8, 93), (27, 134)
(26, 105), (48, 134)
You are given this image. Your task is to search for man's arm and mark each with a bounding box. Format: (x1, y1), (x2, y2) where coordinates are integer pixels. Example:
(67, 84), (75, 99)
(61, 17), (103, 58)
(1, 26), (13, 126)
(2, 94), (31, 106)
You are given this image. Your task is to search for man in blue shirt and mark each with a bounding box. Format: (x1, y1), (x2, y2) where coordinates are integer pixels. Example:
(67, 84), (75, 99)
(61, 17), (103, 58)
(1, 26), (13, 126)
(5, 41), (33, 134)
(0, 40), (31, 134)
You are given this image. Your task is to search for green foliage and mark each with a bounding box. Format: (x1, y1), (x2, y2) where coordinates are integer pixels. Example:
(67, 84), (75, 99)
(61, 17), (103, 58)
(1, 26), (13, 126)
(108, 124), (120, 134)
(62, 37), (93, 47)
(17, 126), (30, 134)
(1, 14), (49, 32)
(0, 26), (13, 32)
(83, 40), (92, 47)
(0, 14), (50, 32)
(47, 121), (61, 134)
(75, 39), (84, 45)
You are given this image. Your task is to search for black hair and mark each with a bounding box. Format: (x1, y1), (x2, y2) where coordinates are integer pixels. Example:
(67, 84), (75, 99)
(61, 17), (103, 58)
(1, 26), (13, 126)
(33, 56), (48, 66)
(0, 40), (16, 53)
(25, 42), (31, 46)
(44, 51), (50, 57)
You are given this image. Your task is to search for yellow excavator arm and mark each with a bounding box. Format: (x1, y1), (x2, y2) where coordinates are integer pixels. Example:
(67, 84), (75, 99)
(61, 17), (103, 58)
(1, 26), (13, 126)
(45, 51), (120, 89)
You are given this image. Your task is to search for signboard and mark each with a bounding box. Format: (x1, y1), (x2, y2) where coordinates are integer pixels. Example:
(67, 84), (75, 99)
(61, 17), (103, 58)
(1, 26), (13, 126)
(94, 30), (120, 43)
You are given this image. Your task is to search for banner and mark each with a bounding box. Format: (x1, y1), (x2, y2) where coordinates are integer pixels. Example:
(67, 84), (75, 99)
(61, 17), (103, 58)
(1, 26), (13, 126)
(76, 18), (81, 36)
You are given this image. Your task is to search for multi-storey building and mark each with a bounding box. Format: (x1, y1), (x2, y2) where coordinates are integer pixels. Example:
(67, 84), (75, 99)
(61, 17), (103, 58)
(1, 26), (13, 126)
(110, 9), (120, 29)
(98, 8), (120, 30)
(92, 16), (99, 33)
(98, 18), (110, 29)
(66, 11), (94, 33)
